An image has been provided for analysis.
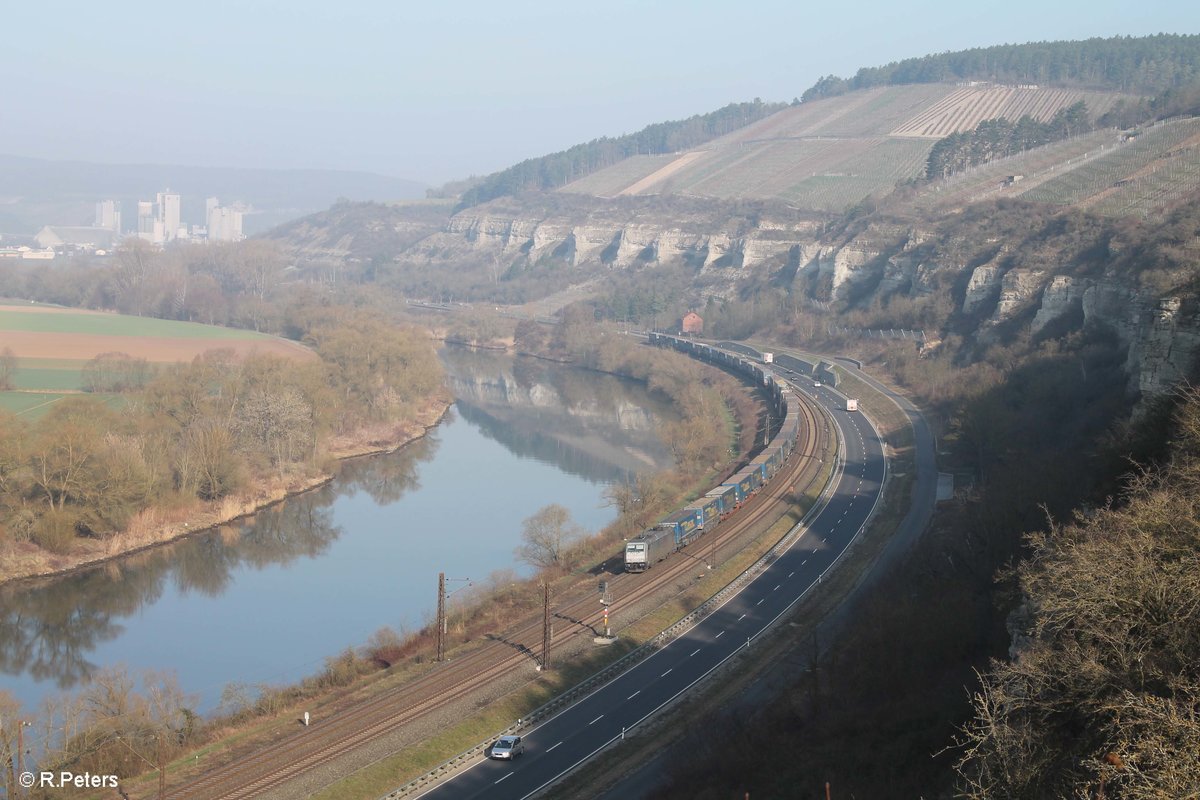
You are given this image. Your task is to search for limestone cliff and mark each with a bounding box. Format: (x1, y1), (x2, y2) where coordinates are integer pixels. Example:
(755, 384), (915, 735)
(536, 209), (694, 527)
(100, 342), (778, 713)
(273, 192), (1200, 402)
(409, 197), (824, 273)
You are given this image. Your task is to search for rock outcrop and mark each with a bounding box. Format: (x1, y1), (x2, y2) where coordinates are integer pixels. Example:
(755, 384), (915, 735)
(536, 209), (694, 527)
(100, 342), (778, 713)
(278, 192), (1200, 404)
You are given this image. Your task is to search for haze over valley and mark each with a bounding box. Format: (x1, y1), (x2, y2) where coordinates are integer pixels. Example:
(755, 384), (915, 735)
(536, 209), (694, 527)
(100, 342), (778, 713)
(2, 4), (1200, 799)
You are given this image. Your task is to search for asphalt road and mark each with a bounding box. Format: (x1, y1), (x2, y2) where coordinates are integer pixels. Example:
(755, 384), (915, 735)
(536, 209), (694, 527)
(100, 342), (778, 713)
(415, 381), (886, 800)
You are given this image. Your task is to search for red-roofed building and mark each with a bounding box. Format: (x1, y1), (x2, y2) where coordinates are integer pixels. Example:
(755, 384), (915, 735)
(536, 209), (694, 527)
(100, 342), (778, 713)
(681, 311), (703, 335)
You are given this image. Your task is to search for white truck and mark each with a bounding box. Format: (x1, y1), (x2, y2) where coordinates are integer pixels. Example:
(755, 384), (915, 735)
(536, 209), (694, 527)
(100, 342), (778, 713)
(845, 398), (859, 412)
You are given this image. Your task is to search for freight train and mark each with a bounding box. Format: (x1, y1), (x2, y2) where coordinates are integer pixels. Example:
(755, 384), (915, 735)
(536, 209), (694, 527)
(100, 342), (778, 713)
(624, 334), (801, 572)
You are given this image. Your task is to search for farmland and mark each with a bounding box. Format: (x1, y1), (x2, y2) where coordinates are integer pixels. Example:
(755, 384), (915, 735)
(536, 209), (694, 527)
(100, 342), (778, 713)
(559, 83), (1130, 212)
(0, 305), (313, 418)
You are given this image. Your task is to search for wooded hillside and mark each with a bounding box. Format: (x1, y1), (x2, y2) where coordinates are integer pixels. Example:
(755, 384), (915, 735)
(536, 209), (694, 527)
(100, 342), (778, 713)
(803, 34), (1200, 100)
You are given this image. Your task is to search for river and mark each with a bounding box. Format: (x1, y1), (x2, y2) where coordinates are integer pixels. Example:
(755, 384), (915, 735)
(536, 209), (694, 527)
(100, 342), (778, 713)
(0, 348), (676, 714)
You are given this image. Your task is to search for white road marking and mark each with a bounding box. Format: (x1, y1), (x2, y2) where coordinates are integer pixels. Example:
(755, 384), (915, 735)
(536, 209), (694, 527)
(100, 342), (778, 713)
(773, 584), (781, 591)
(802, 558), (808, 565)
(589, 715), (604, 725)
(738, 613), (747, 621)
(715, 630), (726, 639)
(690, 648), (701, 657)
(756, 598), (765, 606)
(661, 669), (673, 677)
(628, 691), (641, 700)
(788, 571), (794, 578)
(496, 773), (513, 784)
(547, 741), (563, 752)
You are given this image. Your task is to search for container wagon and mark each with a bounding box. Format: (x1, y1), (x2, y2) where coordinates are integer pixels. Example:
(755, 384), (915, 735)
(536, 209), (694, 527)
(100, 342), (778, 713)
(721, 471), (755, 506)
(706, 485), (739, 519)
(728, 466), (763, 497)
(685, 495), (722, 530)
(656, 507), (704, 547)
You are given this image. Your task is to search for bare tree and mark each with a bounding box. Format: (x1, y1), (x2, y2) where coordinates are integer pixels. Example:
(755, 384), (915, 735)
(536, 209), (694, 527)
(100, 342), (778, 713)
(0, 346), (15, 390)
(515, 504), (584, 572)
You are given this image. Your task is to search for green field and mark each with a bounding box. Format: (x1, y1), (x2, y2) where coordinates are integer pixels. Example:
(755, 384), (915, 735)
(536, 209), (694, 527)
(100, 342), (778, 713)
(9, 365), (88, 391)
(1, 307), (310, 418)
(0, 308), (273, 339)
(0, 390), (125, 419)
(0, 392), (125, 418)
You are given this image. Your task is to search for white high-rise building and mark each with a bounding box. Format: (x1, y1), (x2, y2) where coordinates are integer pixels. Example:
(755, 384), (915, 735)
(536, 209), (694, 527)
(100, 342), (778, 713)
(94, 199), (121, 233)
(206, 197), (245, 243)
(157, 191), (181, 241)
(136, 201), (160, 243)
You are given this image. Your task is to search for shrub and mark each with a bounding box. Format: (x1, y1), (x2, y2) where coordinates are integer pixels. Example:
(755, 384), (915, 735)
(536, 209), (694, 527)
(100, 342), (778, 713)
(32, 509), (79, 554)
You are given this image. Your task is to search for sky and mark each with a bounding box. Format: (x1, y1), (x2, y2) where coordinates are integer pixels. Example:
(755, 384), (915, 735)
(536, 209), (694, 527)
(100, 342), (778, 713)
(1, 0), (1196, 186)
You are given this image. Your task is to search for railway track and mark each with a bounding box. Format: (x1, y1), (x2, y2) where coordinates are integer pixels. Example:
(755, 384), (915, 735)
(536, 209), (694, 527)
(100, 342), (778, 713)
(167, 391), (826, 800)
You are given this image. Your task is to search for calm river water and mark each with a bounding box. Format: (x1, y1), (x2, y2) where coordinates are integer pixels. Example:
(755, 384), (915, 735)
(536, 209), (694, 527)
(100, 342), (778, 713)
(0, 348), (675, 713)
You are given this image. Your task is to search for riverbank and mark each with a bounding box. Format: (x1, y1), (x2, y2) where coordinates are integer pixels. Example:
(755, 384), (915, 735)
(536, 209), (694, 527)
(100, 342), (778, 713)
(0, 397), (452, 587)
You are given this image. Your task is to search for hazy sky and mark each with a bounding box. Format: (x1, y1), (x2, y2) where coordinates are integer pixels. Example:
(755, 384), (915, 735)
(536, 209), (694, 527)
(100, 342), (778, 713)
(1, 0), (1195, 185)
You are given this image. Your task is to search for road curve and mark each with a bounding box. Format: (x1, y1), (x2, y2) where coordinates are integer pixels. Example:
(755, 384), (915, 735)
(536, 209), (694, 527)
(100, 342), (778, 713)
(414, 379), (886, 800)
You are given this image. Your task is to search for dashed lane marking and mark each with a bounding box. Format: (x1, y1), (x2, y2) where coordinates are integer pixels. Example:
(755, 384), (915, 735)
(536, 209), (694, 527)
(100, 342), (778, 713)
(547, 741), (562, 752)
(628, 691), (640, 700)
(589, 715), (604, 725)
(496, 773), (513, 784)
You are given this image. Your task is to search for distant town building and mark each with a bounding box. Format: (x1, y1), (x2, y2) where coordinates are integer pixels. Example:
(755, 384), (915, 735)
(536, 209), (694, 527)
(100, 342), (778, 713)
(206, 197), (245, 242)
(136, 200), (161, 243)
(158, 190), (182, 241)
(94, 199), (121, 233)
(0, 245), (55, 260)
(121, 191), (246, 246)
(681, 311), (704, 335)
(35, 225), (116, 252)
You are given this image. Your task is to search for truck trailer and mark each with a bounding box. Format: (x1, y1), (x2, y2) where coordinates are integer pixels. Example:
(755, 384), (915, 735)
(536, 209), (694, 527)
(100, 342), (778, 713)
(656, 507), (704, 546)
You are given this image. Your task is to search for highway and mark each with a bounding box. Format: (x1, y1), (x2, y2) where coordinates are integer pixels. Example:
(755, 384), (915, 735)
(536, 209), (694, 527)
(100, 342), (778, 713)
(414, 379), (886, 800)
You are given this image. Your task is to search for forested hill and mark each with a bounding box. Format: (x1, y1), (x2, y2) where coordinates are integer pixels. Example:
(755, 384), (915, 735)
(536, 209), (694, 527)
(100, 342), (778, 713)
(803, 34), (1200, 100)
(455, 100), (785, 209)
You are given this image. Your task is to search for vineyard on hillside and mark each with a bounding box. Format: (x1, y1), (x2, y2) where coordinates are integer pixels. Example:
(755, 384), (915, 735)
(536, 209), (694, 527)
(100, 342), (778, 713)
(778, 138), (935, 210)
(559, 153), (678, 198)
(1019, 117), (1200, 214)
(558, 84), (1134, 212)
(890, 85), (1128, 138)
(909, 130), (1116, 211)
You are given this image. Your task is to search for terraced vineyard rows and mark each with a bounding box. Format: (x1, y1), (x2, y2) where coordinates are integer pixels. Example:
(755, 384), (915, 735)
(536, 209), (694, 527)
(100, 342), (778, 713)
(559, 154), (677, 197)
(684, 139), (873, 199)
(891, 86), (1126, 138)
(1019, 118), (1200, 210)
(910, 130), (1115, 211)
(779, 138), (935, 210)
(1088, 148), (1200, 217)
(802, 84), (951, 137)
